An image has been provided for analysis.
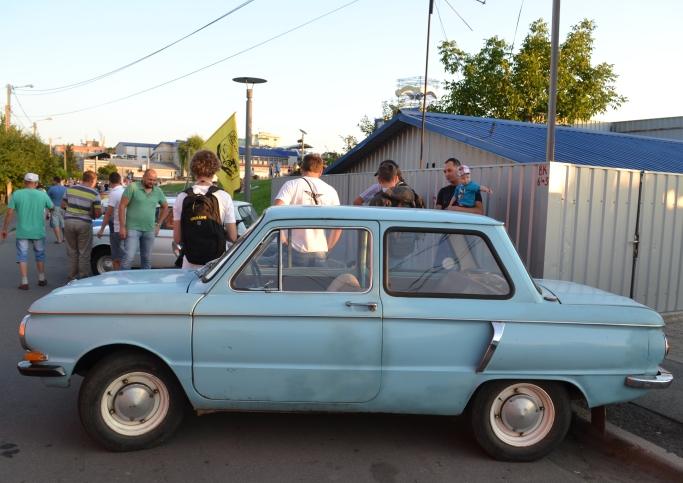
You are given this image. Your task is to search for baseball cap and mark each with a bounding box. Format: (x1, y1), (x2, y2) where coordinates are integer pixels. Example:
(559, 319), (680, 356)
(24, 173), (39, 182)
(456, 165), (470, 176)
(374, 159), (399, 176)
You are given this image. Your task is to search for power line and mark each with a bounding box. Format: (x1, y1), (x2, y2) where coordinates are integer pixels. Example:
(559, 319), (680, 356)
(24, 0), (360, 119)
(443, 0), (473, 31)
(510, 0), (525, 54)
(23, 0), (255, 96)
(12, 91), (33, 124)
(11, 110), (28, 132)
(435, 0), (448, 41)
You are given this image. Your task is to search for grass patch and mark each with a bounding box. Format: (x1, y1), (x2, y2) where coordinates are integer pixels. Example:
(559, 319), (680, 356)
(161, 179), (273, 215)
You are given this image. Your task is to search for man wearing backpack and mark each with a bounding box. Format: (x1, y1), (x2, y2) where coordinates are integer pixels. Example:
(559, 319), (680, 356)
(368, 163), (423, 208)
(173, 150), (237, 269)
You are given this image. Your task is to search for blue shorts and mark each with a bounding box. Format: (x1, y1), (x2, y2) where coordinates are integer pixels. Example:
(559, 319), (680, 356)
(16, 238), (46, 263)
(110, 231), (125, 262)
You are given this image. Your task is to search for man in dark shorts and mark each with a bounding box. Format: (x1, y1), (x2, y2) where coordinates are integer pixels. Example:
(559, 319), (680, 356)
(434, 158), (483, 214)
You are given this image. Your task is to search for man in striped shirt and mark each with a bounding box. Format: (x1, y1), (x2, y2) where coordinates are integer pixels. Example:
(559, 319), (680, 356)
(61, 171), (102, 281)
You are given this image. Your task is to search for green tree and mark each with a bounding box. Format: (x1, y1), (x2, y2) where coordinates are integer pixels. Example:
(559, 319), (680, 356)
(358, 99), (407, 138)
(0, 114), (61, 194)
(97, 163), (118, 179)
(339, 135), (358, 153)
(177, 134), (205, 176)
(434, 18), (627, 125)
(64, 144), (80, 175)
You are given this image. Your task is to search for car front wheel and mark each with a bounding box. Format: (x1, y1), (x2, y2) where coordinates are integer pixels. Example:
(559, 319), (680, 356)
(91, 246), (114, 275)
(471, 380), (571, 462)
(78, 351), (186, 452)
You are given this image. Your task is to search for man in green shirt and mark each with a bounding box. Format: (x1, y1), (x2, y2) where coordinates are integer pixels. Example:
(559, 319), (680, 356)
(1, 173), (55, 289)
(118, 169), (168, 270)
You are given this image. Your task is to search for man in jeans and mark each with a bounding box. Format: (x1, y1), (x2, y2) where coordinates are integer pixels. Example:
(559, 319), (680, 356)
(1, 173), (55, 289)
(62, 171), (102, 281)
(118, 169), (168, 270)
(96, 172), (125, 270)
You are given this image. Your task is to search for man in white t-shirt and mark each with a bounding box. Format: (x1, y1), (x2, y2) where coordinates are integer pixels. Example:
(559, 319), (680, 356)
(173, 150), (237, 269)
(274, 153), (341, 267)
(97, 172), (125, 270)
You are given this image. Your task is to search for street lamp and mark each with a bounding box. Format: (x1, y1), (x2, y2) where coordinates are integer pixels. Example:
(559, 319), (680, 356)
(49, 136), (61, 158)
(232, 77), (267, 203)
(5, 83), (33, 133)
(299, 128), (307, 164)
(33, 117), (52, 136)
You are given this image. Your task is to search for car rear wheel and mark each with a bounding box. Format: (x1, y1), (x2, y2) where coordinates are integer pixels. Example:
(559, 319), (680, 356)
(78, 351), (186, 452)
(91, 246), (114, 275)
(471, 380), (571, 462)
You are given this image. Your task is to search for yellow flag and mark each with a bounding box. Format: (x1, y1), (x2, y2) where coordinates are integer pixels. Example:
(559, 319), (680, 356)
(202, 112), (240, 197)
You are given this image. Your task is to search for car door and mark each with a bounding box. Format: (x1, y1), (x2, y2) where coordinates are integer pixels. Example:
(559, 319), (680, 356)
(192, 220), (382, 403)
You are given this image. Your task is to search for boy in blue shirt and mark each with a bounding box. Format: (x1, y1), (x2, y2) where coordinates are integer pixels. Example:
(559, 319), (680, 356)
(449, 165), (492, 208)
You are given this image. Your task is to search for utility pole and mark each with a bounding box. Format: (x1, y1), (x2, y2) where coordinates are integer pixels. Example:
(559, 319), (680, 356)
(545, 0), (561, 162)
(419, 0), (435, 170)
(5, 85), (10, 133)
(233, 77), (267, 203)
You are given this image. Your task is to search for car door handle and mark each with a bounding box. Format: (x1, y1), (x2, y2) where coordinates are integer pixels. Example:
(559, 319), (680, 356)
(346, 301), (378, 312)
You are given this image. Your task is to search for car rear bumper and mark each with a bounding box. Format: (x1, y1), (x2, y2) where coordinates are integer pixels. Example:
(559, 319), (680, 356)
(625, 367), (673, 389)
(17, 361), (66, 377)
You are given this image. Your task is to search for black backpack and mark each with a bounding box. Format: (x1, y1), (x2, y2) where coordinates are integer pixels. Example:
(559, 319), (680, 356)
(380, 186), (425, 209)
(181, 186), (226, 265)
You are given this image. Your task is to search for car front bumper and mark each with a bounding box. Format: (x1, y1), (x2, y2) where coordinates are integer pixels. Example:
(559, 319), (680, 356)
(17, 361), (66, 377)
(625, 367), (673, 389)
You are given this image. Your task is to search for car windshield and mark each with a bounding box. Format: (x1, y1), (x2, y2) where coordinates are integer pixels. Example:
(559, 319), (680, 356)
(200, 214), (264, 282)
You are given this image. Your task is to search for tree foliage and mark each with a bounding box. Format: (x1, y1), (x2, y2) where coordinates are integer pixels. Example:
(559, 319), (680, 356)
(97, 163), (118, 178)
(177, 134), (205, 174)
(339, 135), (358, 153)
(434, 19), (627, 124)
(0, 115), (61, 193)
(64, 144), (80, 175)
(358, 99), (408, 138)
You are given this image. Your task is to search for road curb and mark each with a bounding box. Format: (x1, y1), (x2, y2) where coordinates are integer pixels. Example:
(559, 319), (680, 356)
(572, 405), (683, 482)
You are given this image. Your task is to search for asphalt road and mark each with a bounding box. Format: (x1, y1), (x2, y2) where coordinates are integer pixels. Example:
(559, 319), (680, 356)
(0, 217), (672, 483)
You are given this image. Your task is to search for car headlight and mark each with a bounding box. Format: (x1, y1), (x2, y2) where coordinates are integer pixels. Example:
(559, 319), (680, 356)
(19, 315), (30, 351)
(664, 334), (670, 357)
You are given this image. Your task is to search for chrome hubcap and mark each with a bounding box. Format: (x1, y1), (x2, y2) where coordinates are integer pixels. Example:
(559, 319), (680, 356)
(500, 394), (542, 433)
(98, 256), (114, 273)
(113, 383), (156, 421)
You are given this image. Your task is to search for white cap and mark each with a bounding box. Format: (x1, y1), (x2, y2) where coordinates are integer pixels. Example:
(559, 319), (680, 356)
(24, 173), (39, 182)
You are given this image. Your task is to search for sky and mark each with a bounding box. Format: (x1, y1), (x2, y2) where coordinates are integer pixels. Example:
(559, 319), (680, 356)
(3, 0), (682, 154)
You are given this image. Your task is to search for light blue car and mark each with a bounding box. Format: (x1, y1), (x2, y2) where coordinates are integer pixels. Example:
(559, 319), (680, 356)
(17, 206), (672, 461)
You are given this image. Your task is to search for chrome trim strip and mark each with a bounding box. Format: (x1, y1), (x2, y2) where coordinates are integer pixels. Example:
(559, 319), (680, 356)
(19, 315), (29, 351)
(29, 311), (191, 316)
(381, 316), (664, 328)
(192, 313), (381, 318)
(625, 367), (673, 389)
(476, 321), (505, 373)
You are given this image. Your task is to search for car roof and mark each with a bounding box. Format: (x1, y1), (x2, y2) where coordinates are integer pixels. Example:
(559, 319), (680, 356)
(261, 205), (503, 226)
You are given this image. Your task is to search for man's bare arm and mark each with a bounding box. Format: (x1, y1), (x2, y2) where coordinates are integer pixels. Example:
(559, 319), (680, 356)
(446, 201), (483, 215)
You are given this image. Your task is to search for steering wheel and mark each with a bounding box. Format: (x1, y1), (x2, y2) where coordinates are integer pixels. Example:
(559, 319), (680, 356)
(250, 260), (265, 288)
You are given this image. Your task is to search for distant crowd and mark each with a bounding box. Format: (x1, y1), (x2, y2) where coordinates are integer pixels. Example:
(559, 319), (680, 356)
(1, 153), (490, 289)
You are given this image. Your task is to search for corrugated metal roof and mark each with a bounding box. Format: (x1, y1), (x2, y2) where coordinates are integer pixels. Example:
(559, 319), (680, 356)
(238, 147), (296, 158)
(117, 142), (158, 148)
(326, 111), (683, 174)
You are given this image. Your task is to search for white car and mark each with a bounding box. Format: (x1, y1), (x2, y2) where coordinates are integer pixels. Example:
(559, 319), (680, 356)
(90, 198), (258, 275)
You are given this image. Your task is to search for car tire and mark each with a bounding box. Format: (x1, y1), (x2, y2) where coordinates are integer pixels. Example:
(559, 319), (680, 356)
(470, 380), (571, 462)
(78, 350), (186, 452)
(91, 246), (114, 275)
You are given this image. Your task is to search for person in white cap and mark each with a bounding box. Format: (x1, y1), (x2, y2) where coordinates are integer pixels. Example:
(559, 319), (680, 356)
(1, 173), (55, 289)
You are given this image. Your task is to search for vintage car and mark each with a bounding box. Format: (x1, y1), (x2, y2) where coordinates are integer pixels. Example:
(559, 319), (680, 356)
(17, 206), (672, 461)
(90, 198), (258, 274)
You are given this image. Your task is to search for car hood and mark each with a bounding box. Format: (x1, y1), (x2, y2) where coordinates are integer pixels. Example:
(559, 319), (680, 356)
(29, 270), (203, 315)
(535, 279), (643, 307)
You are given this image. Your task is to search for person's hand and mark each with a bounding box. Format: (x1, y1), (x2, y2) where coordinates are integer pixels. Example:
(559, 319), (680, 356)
(97, 228), (104, 239)
(45, 212), (50, 220)
(154, 224), (160, 237)
(484, 187), (493, 194)
(119, 227), (127, 240)
(1, 229), (6, 242)
(448, 196), (456, 206)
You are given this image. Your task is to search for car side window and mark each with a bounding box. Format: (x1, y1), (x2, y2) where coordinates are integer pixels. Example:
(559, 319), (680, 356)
(384, 229), (512, 299)
(231, 228), (372, 293)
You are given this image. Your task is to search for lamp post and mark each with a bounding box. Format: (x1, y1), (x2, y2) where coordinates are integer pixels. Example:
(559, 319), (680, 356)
(299, 129), (307, 164)
(33, 117), (52, 136)
(419, 0), (435, 170)
(5, 83), (34, 133)
(232, 77), (267, 203)
(545, 0), (561, 163)
(49, 137), (61, 157)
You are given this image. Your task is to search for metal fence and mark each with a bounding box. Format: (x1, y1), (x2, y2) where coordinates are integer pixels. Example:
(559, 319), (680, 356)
(271, 163), (683, 313)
